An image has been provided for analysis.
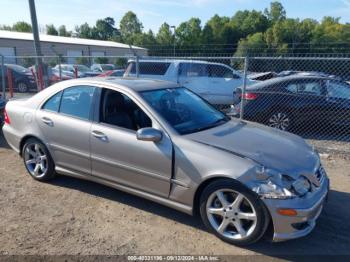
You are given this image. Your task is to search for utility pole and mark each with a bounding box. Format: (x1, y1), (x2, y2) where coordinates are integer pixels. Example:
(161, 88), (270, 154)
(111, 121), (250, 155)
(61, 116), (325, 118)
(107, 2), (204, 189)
(171, 26), (176, 57)
(28, 0), (46, 88)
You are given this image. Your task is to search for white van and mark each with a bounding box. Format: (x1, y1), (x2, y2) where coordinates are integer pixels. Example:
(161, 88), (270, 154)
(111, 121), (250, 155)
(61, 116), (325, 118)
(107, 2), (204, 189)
(124, 59), (255, 108)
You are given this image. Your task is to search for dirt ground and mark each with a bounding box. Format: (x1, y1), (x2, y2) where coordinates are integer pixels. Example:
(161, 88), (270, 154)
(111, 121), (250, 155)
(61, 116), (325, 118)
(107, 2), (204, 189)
(0, 130), (350, 258)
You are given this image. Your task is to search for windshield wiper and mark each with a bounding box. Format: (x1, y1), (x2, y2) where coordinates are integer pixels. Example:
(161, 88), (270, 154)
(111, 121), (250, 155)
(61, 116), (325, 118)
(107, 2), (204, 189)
(182, 117), (229, 134)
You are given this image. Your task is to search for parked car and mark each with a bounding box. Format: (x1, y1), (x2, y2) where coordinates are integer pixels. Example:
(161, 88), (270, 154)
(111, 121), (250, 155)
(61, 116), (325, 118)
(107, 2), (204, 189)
(3, 78), (329, 245)
(49, 68), (73, 85)
(124, 59), (256, 109)
(0, 64), (36, 92)
(53, 64), (100, 78)
(0, 95), (5, 124)
(277, 71), (339, 79)
(232, 75), (350, 132)
(90, 64), (116, 73)
(97, 69), (125, 77)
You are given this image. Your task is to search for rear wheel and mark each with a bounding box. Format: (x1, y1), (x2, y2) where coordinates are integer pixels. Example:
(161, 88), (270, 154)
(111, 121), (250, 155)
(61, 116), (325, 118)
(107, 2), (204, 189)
(17, 82), (28, 93)
(23, 138), (56, 181)
(267, 111), (292, 131)
(199, 179), (269, 246)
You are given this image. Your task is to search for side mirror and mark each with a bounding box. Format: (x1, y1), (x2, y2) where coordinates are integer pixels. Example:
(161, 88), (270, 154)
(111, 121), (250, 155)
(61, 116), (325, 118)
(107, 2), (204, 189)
(136, 128), (162, 142)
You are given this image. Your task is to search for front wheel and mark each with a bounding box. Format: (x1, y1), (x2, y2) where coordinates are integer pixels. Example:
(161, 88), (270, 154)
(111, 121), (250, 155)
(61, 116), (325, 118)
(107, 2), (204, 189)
(199, 179), (269, 246)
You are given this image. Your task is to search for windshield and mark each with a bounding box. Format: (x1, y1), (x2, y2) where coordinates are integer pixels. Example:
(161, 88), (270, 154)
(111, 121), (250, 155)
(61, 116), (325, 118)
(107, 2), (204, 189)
(101, 64), (115, 71)
(141, 87), (229, 135)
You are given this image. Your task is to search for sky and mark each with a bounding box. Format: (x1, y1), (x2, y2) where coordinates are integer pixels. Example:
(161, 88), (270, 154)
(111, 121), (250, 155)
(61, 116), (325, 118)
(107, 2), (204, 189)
(1, 0), (350, 33)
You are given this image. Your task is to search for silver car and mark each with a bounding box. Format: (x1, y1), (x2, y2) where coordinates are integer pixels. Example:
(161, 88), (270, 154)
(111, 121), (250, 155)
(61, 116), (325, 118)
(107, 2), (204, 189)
(2, 78), (329, 246)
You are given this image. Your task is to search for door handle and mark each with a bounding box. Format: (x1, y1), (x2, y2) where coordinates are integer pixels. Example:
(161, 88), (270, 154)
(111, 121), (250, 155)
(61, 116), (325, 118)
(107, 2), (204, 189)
(42, 117), (53, 126)
(91, 130), (108, 141)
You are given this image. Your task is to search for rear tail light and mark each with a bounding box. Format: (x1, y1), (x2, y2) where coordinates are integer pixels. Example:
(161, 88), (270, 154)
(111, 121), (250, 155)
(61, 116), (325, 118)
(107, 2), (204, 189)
(4, 108), (10, 125)
(240, 92), (258, 100)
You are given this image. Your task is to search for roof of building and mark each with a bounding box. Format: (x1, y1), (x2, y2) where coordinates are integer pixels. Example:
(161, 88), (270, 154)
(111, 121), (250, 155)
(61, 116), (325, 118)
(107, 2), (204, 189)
(0, 30), (146, 50)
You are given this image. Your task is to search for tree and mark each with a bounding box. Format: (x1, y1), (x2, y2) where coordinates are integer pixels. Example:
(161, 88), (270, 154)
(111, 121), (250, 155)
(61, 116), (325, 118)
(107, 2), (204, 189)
(2, 21), (33, 32)
(94, 57), (109, 64)
(74, 23), (94, 39)
(235, 32), (267, 56)
(58, 25), (71, 37)
(76, 57), (90, 66)
(119, 11), (143, 43)
(264, 1), (286, 24)
(156, 23), (173, 45)
(93, 17), (119, 40)
(46, 24), (58, 35)
(175, 18), (202, 46)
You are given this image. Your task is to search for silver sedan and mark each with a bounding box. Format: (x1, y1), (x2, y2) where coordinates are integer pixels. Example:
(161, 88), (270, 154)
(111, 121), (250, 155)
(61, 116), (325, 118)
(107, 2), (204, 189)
(2, 78), (329, 245)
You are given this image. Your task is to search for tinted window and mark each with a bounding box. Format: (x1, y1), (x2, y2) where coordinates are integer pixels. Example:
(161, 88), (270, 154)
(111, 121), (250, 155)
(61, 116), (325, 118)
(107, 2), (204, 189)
(286, 83), (298, 93)
(126, 62), (170, 75)
(208, 64), (237, 78)
(59, 86), (95, 120)
(42, 91), (62, 112)
(100, 89), (152, 131)
(327, 81), (350, 99)
(298, 81), (323, 96)
(179, 63), (208, 77)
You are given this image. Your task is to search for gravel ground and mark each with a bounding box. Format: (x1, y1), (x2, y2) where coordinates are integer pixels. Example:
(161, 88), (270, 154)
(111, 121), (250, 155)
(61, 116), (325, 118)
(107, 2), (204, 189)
(0, 130), (350, 258)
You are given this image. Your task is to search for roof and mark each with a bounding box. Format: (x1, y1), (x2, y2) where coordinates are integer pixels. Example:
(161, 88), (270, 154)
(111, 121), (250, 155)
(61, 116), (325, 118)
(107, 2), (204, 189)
(0, 30), (146, 50)
(62, 77), (179, 92)
(246, 75), (333, 90)
(129, 58), (231, 66)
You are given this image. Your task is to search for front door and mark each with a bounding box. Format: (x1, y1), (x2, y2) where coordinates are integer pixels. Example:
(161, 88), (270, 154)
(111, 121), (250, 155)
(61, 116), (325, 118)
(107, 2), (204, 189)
(90, 88), (173, 197)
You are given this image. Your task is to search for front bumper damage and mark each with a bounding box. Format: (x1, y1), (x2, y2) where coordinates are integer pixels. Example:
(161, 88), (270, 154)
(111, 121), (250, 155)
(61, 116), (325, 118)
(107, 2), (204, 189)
(263, 174), (329, 242)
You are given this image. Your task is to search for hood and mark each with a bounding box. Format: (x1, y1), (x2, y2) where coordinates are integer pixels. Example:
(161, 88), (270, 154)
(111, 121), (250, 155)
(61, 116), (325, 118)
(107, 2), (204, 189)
(185, 120), (319, 177)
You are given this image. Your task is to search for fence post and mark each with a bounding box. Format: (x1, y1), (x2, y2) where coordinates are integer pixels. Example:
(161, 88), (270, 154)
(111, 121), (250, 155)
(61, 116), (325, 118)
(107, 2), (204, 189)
(74, 66), (78, 78)
(136, 55), (140, 78)
(240, 56), (249, 120)
(1, 55), (5, 100)
(58, 55), (62, 81)
(7, 68), (13, 98)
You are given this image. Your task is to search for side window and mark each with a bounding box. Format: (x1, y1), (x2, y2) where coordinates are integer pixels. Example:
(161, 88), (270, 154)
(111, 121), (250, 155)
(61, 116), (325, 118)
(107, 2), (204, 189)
(100, 89), (152, 131)
(125, 62), (170, 75)
(208, 65), (235, 78)
(327, 81), (350, 99)
(59, 86), (95, 120)
(42, 91), (62, 112)
(285, 83), (298, 93)
(298, 81), (323, 96)
(179, 63), (208, 77)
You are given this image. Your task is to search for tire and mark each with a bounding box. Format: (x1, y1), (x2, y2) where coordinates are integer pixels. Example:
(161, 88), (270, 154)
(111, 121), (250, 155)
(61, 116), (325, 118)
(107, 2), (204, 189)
(266, 110), (293, 131)
(22, 138), (56, 181)
(199, 179), (269, 246)
(17, 82), (28, 93)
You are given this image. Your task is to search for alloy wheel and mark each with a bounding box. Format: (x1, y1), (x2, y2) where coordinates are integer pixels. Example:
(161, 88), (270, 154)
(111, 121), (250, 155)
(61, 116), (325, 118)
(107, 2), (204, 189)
(206, 189), (257, 240)
(24, 143), (48, 178)
(17, 82), (28, 93)
(268, 112), (290, 130)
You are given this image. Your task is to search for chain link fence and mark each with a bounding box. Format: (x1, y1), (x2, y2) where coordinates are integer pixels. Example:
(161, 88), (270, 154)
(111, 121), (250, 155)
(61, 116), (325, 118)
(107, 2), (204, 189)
(1, 54), (349, 155)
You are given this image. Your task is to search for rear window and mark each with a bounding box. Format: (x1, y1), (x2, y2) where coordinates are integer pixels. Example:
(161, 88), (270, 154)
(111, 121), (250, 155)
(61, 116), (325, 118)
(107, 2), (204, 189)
(126, 62), (170, 75)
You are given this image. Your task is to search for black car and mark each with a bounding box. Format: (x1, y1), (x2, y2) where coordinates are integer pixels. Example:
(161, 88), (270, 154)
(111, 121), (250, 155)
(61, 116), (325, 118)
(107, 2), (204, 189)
(0, 94), (6, 124)
(0, 64), (37, 93)
(233, 75), (350, 132)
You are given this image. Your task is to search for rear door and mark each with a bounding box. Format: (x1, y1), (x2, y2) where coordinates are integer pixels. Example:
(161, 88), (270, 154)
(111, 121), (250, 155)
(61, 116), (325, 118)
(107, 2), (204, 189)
(324, 80), (350, 127)
(37, 85), (95, 174)
(178, 63), (211, 100)
(207, 64), (243, 105)
(289, 79), (327, 126)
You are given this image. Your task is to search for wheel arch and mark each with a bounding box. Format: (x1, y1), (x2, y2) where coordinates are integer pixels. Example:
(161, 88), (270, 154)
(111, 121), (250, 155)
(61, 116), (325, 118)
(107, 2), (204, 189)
(19, 135), (47, 157)
(192, 176), (248, 216)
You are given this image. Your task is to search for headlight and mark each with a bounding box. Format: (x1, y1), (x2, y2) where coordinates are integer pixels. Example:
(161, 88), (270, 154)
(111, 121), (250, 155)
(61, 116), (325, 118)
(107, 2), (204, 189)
(250, 167), (311, 199)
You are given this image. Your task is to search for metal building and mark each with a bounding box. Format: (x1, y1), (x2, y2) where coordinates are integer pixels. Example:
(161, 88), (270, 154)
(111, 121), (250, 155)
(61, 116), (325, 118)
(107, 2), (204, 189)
(0, 30), (147, 64)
